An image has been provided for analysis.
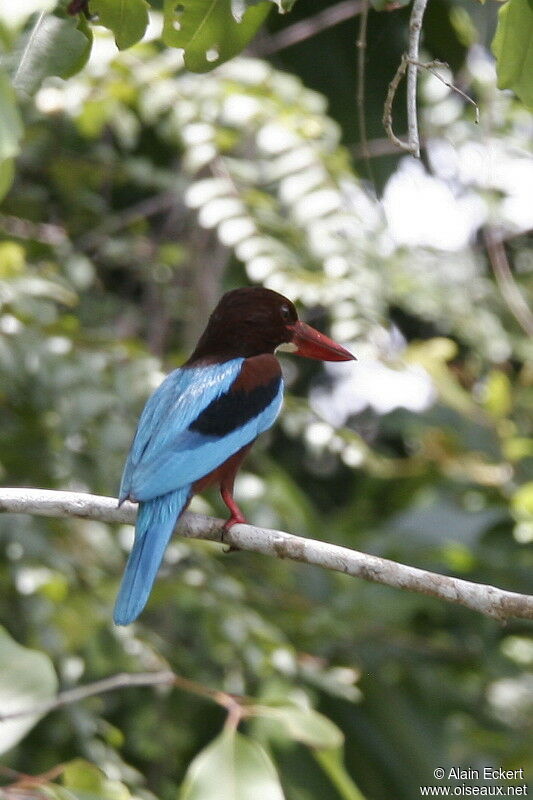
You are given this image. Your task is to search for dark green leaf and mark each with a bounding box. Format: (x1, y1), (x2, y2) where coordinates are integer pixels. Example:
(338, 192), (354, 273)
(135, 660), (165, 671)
(492, 0), (533, 109)
(162, 0), (270, 73)
(12, 13), (92, 98)
(89, 0), (149, 50)
(180, 728), (285, 800)
(0, 627), (58, 754)
(0, 156), (15, 201)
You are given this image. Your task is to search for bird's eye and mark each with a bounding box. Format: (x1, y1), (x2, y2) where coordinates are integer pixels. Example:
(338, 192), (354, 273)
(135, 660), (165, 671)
(280, 304), (291, 322)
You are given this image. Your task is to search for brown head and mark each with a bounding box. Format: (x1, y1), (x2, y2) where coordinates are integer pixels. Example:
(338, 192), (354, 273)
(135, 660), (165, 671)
(187, 287), (355, 363)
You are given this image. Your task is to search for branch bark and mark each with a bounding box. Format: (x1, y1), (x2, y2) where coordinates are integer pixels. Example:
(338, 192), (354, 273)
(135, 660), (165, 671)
(1, 488), (532, 622)
(405, 0), (428, 157)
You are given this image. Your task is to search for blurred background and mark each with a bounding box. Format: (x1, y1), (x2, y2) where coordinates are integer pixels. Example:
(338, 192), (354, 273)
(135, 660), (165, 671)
(0, 0), (532, 797)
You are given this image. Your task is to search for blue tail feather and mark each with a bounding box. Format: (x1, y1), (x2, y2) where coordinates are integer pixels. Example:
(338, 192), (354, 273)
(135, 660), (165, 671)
(113, 486), (190, 625)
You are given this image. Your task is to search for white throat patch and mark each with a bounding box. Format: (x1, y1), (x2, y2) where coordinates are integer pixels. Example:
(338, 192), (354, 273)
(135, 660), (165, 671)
(275, 341), (298, 353)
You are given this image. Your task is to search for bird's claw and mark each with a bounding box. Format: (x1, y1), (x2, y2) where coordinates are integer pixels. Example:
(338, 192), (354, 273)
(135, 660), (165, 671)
(220, 515), (246, 552)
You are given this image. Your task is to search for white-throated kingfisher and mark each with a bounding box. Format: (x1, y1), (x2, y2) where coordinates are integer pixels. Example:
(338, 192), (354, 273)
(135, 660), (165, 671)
(114, 287), (355, 625)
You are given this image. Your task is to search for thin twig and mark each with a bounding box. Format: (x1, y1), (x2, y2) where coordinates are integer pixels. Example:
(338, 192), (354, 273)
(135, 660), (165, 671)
(350, 135), (425, 159)
(255, 0), (365, 55)
(76, 191), (179, 252)
(356, 0), (375, 186)
(383, 53), (479, 156)
(0, 671), (175, 722)
(483, 228), (533, 338)
(0, 215), (68, 247)
(0, 763), (67, 791)
(406, 0), (428, 157)
(383, 55), (412, 153)
(410, 59), (479, 123)
(0, 669), (244, 723)
(382, 0), (430, 156)
(1, 488), (532, 622)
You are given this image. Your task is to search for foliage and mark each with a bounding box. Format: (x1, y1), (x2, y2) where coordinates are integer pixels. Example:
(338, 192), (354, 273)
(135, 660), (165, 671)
(492, 0), (533, 109)
(0, 627), (57, 755)
(0, 0), (533, 199)
(90, 0), (149, 51)
(0, 3), (533, 800)
(161, 0), (271, 74)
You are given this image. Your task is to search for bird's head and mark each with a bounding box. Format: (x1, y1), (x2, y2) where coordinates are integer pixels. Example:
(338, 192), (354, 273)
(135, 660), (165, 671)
(189, 287), (355, 363)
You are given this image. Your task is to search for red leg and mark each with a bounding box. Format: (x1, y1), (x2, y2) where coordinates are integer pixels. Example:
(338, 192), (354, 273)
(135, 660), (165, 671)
(220, 444), (253, 529)
(220, 450), (250, 529)
(220, 485), (247, 529)
(192, 443), (254, 531)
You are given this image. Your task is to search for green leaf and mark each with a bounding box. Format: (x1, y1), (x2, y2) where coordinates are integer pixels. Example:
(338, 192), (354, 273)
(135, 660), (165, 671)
(12, 13), (92, 98)
(492, 0), (533, 109)
(0, 156), (15, 200)
(0, 626), (58, 754)
(162, 0), (270, 73)
(0, 69), (23, 160)
(512, 481), (533, 520)
(314, 749), (367, 800)
(89, 0), (149, 50)
(62, 758), (132, 800)
(482, 370), (512, 418)
(180, 728), (285, 800)
(256, 704), (344, 750)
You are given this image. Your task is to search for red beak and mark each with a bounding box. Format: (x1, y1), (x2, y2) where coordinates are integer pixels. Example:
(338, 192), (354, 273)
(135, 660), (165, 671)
(289, 321), (355, 362)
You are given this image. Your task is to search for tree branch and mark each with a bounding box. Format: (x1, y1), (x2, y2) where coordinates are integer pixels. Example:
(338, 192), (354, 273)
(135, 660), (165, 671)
(484, 227), (533, 338)
(255, 0), (364, 55)
(1, 488), (532, 622)
(383, 0), (436, 157)
(0, 671), (175, 722)
(383, 54), (479, 157)
(383, 54), (413, 154)
(0, 668), (245, 723)
(356, 0), (376, 188)
(405, 0), (428, 157)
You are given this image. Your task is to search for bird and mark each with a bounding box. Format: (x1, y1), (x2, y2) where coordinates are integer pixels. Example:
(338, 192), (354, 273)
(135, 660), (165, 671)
(114, 287), (355, 625)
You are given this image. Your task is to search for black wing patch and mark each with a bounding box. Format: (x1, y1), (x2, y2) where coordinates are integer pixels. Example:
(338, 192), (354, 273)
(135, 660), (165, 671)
(189, 375), (282, 438)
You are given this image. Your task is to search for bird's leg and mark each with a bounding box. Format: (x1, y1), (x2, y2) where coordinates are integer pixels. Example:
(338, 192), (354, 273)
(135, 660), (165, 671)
(220, 486), (246, 552)
(219, 450), (251, 550)
(217, 445), (252, 528)
(221, 485), (247, 529)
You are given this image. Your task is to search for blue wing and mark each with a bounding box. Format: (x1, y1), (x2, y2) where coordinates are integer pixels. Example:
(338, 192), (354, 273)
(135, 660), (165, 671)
(120, 357), (284, 502)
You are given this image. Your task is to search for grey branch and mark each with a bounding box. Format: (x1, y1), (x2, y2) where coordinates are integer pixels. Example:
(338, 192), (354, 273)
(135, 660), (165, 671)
(1, 488), (532, 621)
(382, 0), (429, 157)
(406, 0), (428, 157)
(383, 55), (412, 154)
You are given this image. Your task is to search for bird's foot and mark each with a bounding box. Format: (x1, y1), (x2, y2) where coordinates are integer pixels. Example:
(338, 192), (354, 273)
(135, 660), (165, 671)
(221, 512), (247, 552)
